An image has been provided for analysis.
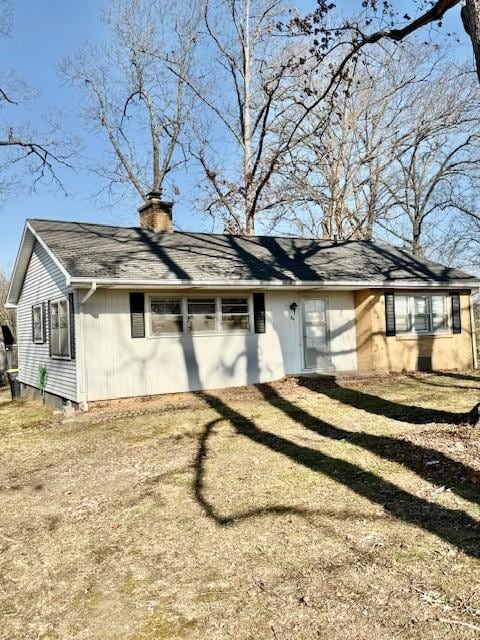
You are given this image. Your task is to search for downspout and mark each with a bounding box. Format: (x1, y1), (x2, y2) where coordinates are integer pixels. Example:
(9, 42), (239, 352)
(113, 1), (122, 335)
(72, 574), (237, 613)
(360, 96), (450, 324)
(81, 281), (97, 305)
(79, 281), (97, 411)
(470, 292), (478, 370)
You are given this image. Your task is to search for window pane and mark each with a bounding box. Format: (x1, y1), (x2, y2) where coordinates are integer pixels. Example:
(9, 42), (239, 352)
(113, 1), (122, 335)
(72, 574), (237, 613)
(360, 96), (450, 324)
(150, 299), (183, 335)
(413, 296), (430, 332)
(414, 296), (428, 314)
(187, 299), (216, 332)
(395, 296), (408, 315)
(51, 303), (59, 329)
(188, 314), (216, 332)
(151, 315), (183, 334)
(396, 315), (410, 333)
(432, 314), (448, 331)
(52, 328), (59, 355)
(221, 298), (249, 314)
(187, 299), (216, 315)
(222, 315), (250, 331)
(51, 300), (70, 356)
(59, 327), (69, 355)
(431, 296), (446, 315)
(33, 306), (42, 341)
(151, 299), (181, 315)
(431, 296), (448, 332)
(59, 300), (68, 328)
(394, 296), (409, 332)
(414, 314), (429, 332)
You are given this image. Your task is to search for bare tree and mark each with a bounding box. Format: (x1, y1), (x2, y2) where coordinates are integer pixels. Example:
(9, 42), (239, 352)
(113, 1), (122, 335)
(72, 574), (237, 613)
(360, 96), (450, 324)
(0, 0), (72, 198)
(379, 65), (480, 257)
(61, 0), (200, 205)
(274, 53), (407, 240)
(149, 0), (317, 234)
(275, 44), (480, 266)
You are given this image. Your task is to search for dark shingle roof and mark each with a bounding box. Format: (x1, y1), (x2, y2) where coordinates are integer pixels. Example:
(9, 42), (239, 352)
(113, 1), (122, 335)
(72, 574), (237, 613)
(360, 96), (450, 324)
(28, 218), (477, 285)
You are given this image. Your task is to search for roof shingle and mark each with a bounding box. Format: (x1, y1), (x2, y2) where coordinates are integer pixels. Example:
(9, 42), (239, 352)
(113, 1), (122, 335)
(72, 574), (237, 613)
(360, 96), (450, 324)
(28, 218), (477, 285)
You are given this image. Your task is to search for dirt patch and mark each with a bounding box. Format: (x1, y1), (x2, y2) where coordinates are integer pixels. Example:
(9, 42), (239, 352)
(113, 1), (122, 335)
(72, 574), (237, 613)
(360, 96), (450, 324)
(1, 372), (480, 639)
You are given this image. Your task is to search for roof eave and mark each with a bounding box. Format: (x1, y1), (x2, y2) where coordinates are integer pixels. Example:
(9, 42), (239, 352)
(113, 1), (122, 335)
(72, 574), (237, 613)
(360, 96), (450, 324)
(6, 220), (71, 306)
(69, 277), (480, 290)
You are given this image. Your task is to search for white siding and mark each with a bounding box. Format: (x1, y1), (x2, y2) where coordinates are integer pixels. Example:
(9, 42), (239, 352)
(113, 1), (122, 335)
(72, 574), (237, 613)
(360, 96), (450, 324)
(16, 242), (78, 402)
(83, 289), (357, 401)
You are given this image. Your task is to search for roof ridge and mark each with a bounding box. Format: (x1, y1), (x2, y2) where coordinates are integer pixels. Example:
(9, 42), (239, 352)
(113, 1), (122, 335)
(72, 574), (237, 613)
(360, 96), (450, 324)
(27, 218), (387, 244)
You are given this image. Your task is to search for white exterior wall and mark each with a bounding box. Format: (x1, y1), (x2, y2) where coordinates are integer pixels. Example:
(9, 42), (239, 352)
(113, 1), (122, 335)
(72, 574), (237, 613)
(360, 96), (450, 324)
(82, 289), (357, 401)
(16, 242), (78, 402)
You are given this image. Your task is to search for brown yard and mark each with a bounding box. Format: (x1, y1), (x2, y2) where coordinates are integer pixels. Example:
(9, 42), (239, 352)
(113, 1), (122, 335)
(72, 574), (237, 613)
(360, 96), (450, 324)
(1, 372), (480, 639)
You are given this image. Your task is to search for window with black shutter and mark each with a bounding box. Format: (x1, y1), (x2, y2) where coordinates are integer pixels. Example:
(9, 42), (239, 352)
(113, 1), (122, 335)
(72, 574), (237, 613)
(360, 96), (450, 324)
(253, 293), (266, 334)
(130, 292), (145, 338)
(384, 293), (396, 337)
(451, 293), (462, 334)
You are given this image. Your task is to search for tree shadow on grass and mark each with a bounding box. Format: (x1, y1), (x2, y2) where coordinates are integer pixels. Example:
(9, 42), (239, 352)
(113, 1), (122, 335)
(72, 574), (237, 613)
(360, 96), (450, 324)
(433, 371), (480, 383)
(403, 374), (480, 392)
(297, 376), (462, 425)
(193, 417), (340, 526)
(256, 384), (480, 506)
(194, 393), (480, 559)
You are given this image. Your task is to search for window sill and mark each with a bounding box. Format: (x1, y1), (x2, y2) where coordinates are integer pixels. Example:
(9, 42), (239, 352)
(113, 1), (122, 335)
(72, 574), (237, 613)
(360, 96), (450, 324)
(50, 355), (72, 361)
(395, 332), (452, 340)
(148, 331), (253, 339)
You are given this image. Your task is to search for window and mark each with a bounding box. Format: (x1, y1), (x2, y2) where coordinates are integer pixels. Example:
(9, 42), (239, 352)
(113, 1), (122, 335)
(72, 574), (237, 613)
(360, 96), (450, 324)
(431, 295), (449, 331)
(147, 295), (253, 336)
(187, 298), (217, 332)
(395, 294), (449, 335)
(413, 296), (429, 333)
(221, 297), (250, 331)
(32, 304), (43, 343)
(51, 299), (70, 358)
(150, 298), (183, 335)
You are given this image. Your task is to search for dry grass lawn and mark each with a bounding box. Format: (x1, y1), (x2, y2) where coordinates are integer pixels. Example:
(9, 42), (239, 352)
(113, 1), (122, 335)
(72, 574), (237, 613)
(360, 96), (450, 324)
(1, 372), (480, 639)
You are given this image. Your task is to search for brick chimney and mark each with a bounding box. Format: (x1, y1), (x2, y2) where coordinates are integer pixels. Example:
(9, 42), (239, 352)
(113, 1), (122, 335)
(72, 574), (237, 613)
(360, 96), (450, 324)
(138, 191), (173, 233)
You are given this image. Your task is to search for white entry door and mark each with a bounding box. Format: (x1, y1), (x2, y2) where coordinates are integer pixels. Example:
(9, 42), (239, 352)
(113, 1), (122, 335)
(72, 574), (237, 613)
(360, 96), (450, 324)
(302, 298), (332, 370)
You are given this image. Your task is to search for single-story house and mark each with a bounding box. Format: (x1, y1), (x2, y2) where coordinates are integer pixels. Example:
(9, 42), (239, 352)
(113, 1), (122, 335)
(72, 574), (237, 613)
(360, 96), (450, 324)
(5, 193), (480, 410)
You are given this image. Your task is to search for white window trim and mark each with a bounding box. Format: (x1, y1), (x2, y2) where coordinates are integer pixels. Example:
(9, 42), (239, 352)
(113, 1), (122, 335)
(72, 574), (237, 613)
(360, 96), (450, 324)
(395, 293), (451, 337)
(148, 295), (185, 338)
(50, 297), (71, 360)
(147, 293), (254, 338)
(32, 303), (44, 344)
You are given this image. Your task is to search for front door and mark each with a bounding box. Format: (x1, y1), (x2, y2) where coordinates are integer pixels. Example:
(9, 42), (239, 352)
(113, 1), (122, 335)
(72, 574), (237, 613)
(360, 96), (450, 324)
(302, 298), (332, 370)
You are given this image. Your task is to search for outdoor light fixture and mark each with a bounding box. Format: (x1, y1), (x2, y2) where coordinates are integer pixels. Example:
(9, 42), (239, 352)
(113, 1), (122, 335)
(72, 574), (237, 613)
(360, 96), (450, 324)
(289, 301), (298, 319)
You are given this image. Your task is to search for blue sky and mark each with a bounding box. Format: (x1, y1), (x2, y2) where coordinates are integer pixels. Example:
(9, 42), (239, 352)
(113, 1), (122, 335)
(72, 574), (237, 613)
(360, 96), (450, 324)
(0, 0), (470, 272)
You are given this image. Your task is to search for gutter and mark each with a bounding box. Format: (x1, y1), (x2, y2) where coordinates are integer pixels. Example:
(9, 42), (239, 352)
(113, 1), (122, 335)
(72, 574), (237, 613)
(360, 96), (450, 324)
(68, 277), (480, 291)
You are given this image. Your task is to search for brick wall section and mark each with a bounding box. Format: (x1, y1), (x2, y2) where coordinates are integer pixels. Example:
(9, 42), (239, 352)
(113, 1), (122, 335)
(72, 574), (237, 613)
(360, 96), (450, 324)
(354, 289), (474, 371)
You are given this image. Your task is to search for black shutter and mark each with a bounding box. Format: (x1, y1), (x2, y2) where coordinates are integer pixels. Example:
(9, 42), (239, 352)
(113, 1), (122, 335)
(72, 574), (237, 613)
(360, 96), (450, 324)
(385, 292), (396, 337)
(42, 302), (47, 343)
(68, 293), (76, 360)
(31, 306), (35, 342)
(451, 293), (461, 334)
(253, 293), (266, 334)
(47, 301), (52, 357)
(130, 292), (145, 338)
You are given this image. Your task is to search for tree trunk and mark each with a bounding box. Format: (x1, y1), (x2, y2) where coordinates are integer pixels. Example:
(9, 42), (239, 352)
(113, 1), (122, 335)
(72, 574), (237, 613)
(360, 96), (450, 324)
(462, 0), (480, 82)
(243, 0), (254, 235)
